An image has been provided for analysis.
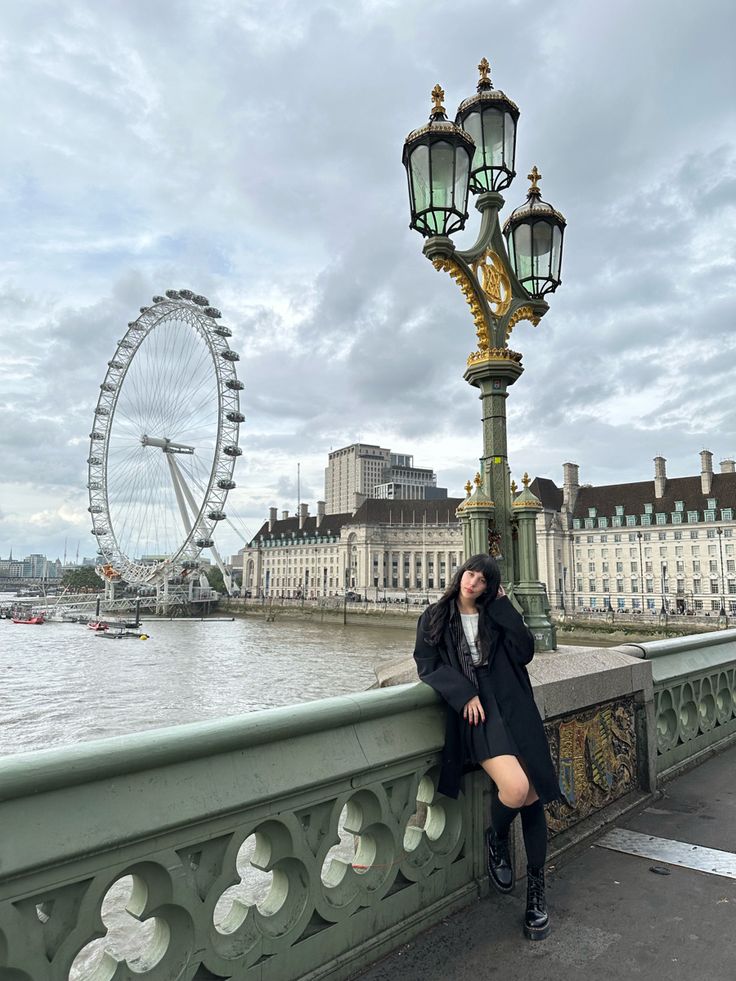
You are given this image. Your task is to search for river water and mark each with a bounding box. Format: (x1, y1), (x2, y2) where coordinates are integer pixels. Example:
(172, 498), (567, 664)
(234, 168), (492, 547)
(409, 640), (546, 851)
(0, 607), (415, 758)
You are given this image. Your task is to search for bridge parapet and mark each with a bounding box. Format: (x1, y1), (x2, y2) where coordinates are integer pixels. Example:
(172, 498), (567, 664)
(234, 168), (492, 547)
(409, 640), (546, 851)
(1, 632), (735, 978)
(620, 628), (736, 778)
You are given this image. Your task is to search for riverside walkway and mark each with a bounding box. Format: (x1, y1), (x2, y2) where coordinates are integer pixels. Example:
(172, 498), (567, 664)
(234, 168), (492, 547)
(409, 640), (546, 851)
(358, 742), (736, 981)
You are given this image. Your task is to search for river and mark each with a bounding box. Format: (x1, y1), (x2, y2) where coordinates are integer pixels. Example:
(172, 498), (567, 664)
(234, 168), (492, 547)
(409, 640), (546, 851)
(0, 607), (415, 758)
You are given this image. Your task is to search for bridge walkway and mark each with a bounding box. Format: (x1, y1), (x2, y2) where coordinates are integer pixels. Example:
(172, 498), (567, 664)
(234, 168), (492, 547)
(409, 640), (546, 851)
(357, 742), (736, 981)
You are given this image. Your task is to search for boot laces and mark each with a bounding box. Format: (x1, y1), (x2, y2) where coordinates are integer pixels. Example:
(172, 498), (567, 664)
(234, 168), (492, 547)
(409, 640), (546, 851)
(528, 871), (545, 908)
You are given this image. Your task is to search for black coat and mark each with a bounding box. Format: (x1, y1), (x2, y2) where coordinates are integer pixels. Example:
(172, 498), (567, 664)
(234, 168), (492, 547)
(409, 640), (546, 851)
(413, 596), (561, 804)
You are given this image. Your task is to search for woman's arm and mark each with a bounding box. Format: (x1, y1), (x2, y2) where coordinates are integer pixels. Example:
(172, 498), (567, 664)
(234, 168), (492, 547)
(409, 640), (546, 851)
(485, 594), (535, 665)
(413, 612), (478, 713)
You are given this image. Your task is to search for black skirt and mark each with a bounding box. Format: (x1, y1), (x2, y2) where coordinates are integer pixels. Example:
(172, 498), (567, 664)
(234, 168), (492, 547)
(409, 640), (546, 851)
(462, 663), (520, 764)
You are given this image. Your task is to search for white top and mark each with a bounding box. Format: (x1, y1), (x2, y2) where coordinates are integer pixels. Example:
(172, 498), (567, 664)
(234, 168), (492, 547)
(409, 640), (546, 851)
(460, 612), (481, 665)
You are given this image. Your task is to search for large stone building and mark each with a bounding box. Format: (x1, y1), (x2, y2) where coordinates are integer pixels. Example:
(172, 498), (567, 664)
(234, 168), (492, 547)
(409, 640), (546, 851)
(232, 498), (464, 600)
(324, 443), (446, 514)
(532, 451), (736, 615)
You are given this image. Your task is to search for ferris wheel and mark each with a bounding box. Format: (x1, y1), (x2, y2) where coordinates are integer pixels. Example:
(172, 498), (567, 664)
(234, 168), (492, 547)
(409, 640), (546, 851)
(87, 289), (244, 589)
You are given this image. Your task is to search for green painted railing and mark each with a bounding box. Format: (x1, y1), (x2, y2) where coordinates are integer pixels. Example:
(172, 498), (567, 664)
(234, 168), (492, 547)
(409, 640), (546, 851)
(624, 628), (736, 776)
(0, 685), (486, 981)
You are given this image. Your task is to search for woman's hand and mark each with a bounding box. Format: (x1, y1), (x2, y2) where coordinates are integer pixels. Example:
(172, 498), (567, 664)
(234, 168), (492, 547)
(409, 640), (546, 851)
(463, 695), (486, 726)
(496, 584), (506, 599)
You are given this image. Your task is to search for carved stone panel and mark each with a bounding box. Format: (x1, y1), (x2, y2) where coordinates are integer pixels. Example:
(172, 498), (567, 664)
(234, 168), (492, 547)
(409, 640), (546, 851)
(545, 697), (637, 836)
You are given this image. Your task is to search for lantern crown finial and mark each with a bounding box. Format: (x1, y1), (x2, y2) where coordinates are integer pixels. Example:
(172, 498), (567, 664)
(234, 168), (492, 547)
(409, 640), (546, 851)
(522, 472), (530, 487)
(527, 165), (542, 198)
(430, 84), (447, 119)
(477, 58), (493, 91)
(474, 471), (482, 487)
(465, 479), (473, 496)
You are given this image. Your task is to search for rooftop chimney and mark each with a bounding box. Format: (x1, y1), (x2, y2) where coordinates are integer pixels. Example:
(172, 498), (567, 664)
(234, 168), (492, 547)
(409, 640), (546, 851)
(700, 450), (713, 496)
(281, 510), (290, 521)
(268, 507), (277, 532)
(654, 456), (667, 499)
(316, 500), (326, 524)
(562, 462), (580, 513)
(720, 459), (735, 474)
(299, 503), (309, 529)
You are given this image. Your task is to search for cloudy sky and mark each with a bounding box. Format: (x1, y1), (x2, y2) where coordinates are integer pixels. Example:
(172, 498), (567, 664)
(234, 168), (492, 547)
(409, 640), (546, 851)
(1, 0), (735, 563)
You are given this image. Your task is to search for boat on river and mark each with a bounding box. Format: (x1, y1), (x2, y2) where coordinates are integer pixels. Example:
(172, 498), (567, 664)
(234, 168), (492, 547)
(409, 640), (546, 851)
(87, 621), (109, 632)
(12, 615), (45, 624)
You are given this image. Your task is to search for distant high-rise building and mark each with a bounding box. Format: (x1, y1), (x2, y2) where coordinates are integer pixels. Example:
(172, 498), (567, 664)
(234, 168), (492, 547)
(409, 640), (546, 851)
(324, 443), (446, 514)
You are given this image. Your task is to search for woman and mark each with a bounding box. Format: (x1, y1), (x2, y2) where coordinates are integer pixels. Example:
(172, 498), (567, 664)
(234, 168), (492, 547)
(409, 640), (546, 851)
(413, 553), (561, 941)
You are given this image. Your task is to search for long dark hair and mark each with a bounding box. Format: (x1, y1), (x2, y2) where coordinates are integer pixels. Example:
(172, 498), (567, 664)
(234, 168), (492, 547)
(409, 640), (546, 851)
(426, 553), (501, 659)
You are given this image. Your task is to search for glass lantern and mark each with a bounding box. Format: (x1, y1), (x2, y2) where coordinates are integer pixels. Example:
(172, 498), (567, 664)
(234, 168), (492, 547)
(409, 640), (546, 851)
(402, 84), (475, 237)
(503, 166), (566, 297)
(455, 58), (519, 193)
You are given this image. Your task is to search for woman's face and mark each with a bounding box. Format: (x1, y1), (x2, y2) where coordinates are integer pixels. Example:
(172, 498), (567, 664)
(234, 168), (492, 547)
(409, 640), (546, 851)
(460, 567), (488, 602)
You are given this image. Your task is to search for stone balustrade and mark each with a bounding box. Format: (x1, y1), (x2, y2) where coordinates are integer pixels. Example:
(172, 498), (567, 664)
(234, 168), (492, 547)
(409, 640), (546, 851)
(0, 686), (486, 980)
(2, 630), (736, 979)
(621, 628), (736, 777)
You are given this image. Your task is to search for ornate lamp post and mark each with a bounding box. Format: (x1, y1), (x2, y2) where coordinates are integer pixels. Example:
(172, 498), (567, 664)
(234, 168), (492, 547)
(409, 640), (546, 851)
(402, 59), (566, 650)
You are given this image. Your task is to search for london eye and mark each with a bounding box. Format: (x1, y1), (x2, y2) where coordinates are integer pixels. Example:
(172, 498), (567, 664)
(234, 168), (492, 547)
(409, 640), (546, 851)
(87, 290), (244, 590)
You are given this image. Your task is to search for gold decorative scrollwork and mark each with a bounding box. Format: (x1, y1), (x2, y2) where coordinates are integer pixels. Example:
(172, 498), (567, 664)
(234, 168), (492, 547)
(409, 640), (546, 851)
(472, 250), (511, 317)
(466, 347), (523, 367)
(504, 305), (541, 341)
(432, 256), (489, 353)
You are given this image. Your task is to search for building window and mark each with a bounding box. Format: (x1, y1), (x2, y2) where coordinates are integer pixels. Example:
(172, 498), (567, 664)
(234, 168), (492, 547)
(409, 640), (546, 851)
(693, 561), (701, 573)
(616, 561), (623, 572)
(573, 519), (581, 529)
(602, 579), (610, 591)
(707, 498), (717, 510)
(687, 511), (699, 523)
(614, 534), (622, 542)
(632, 598), (641, 610)
(598, 517), (608, 528)
(643, 533), (652, 541)
(588, 579), (596, 591)
(612, 516), (623, 527)
(711, 580), (720, 594)
(646, 580), (654, 593)
(707, 530), (716, 539)
(693, 578), (701, 593)
(705, 510), (716, 522)
(628, 533), (637, 543)
(641, 514), (651, 526)
(644, 503), (653, 515)
(626, 515), (636, 527)
(602, 562), (609, 573)
(694, 599), (703, 611)
(588, 562), (596, 572)
(728, 581), (736, 594)
(576, 579), (583, 592)
(615, 505), (624, 516)
(631, 580), (638, 592)
(671, 513), (682, 524)
(711, 600), (721, 612)
(722, 509), (733, 521)
(616, 580), (624, 592)
(675, 500), (684, 512)
(656, 513), (667, 525)
(647, 599), (656, 610)
(600, 534), (608, 543)
(585, 518), (594, 529)
(728, 560), (736, 573)
(674, 530), (683, 539)
(690, 530), (699, 539)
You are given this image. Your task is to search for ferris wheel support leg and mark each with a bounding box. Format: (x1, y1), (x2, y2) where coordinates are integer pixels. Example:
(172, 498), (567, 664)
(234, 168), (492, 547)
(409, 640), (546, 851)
(167, 455), (235, 597)
(166, 453), (194, 536)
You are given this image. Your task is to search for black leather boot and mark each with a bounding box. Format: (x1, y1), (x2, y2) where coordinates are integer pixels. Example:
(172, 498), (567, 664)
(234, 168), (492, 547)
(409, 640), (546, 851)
(524, 866), (550, 940)
(486, 826), (513, 894)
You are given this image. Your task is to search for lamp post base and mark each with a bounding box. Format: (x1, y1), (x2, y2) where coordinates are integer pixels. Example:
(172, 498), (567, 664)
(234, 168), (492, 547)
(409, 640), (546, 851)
(512, 581), (557, 651)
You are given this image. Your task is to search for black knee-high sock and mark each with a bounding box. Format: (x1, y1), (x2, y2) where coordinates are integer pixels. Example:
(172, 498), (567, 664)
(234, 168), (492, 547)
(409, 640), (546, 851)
(520, 800), (547, 869)
(490, 793), (519, 840)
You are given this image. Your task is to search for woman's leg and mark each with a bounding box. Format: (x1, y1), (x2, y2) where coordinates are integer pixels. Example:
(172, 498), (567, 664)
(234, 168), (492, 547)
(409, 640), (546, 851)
(479, 755), (529, 893)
